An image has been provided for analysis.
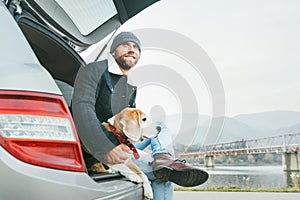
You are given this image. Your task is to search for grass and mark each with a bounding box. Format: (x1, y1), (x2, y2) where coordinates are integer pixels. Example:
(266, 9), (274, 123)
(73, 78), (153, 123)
(174, 186), (300, 193)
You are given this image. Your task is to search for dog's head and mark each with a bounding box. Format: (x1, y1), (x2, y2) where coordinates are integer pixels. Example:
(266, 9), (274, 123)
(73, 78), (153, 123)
(108, 108), (158, 143)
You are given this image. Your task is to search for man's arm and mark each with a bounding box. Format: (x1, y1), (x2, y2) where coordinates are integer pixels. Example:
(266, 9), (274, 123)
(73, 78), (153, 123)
(72, 62), (116, 163)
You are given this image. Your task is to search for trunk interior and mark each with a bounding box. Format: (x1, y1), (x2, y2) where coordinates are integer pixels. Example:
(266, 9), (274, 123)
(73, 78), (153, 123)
(16, 14), (123, 181)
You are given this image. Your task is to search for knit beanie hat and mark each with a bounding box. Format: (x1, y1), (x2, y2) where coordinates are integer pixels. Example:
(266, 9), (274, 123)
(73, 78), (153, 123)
(110, 32), (141, 53)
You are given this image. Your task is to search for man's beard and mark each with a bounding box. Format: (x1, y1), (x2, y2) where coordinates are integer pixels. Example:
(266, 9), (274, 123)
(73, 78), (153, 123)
(115, 55), (135, 71)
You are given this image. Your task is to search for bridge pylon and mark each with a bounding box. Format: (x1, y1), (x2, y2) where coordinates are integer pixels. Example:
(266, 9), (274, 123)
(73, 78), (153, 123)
(204, 155), (215, 168)
(282, 152), (300, 187)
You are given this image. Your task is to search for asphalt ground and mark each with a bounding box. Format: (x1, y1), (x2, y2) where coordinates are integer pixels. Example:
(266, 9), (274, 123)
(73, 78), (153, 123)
(174, 191), (300, 200)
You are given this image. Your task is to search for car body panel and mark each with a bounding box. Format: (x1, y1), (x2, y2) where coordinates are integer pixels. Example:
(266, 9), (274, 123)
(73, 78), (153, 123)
(0, 147), (143, 200)
(0, 2), (60, 94)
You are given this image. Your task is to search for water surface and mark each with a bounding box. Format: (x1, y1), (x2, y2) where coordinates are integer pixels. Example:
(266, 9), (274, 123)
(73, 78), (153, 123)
(197, 166), (285, 188)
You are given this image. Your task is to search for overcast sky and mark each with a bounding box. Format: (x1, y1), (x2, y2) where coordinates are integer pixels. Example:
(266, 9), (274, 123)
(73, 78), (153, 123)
(87, 0), (300, 117)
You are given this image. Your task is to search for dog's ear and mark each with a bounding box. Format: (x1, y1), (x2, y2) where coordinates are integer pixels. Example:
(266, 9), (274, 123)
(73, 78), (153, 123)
(120, 119), (141, 142)
(119, 110), (143, 142)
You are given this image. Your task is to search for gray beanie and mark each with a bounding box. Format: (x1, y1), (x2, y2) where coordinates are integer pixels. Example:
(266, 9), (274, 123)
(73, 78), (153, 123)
(110, 32), (141, 53)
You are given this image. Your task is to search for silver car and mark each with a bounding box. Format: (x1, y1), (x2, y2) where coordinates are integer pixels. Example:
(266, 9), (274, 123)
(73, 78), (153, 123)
(0, 0), (158, 199)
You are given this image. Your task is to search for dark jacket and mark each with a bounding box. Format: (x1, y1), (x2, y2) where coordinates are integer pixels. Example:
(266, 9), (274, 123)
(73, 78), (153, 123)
(72, 60), (137, 164)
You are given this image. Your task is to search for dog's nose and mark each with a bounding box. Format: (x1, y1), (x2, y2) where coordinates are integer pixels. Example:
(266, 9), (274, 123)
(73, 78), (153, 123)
(156, 126), (161, 133)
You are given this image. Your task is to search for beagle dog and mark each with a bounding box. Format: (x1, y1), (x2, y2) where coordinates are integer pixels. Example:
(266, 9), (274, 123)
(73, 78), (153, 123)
(91, 107), (158, 200)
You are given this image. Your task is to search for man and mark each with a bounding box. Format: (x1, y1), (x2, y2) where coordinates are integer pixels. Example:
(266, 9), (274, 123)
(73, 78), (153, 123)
(72, 32), (208, 199)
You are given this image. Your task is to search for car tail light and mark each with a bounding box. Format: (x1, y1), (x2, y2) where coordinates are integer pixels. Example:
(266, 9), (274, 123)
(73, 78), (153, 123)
(0, 90), (85, 172)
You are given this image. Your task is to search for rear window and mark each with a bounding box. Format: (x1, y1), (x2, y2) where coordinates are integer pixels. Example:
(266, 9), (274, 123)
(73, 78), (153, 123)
(55, 0), (117, 36)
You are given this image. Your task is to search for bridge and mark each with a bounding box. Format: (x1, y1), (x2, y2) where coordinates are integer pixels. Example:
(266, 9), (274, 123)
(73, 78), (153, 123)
(181, 132), (300, 157)
(179, 133), (300, 174)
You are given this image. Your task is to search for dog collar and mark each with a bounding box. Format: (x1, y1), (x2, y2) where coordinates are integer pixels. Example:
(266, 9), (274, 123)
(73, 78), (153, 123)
(108, 124), (140, 159)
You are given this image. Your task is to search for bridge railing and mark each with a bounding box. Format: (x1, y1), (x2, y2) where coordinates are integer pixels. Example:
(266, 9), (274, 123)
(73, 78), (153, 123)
(201, 132), (300, 155)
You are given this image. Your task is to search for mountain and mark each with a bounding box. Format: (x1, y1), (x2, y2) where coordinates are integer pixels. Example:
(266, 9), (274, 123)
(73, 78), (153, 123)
(170, 110), (300, 146)
(270, 122), (300, 135)
(165, 113), (210, 145)
(234, 110), (300, 131)
(173, 116), (266, 145)
(203, 117), (266, 143)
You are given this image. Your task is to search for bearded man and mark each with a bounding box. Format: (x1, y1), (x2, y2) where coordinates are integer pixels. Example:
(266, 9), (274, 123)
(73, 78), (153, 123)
(72, 32), (208, 200)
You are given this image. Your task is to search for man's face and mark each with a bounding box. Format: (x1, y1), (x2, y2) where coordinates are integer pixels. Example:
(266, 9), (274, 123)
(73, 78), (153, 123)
(112, 41), (140, 71)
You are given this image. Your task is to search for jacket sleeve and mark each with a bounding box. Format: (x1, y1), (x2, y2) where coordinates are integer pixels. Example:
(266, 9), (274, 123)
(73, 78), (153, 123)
(72, 62), (116, 163)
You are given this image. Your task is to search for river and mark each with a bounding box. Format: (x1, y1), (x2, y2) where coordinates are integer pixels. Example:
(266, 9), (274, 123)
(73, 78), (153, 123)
(195, 165), (287, 188)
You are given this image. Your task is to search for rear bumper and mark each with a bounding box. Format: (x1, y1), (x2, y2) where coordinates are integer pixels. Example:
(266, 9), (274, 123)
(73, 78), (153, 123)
(0, 147), (143, 200)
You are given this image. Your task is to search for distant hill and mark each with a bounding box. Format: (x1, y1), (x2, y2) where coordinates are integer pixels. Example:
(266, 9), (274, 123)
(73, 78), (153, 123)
(165, 113), (210, 145)
(234, 110), (300, 131)
(203, 116), (266, 143)
(271, 122), (300, 135)
(175, 116), (266, 145)
(169, 110), (300, 146)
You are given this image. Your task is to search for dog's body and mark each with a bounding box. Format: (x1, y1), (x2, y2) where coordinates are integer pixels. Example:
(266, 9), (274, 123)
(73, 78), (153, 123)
(91, 107), (158, 200)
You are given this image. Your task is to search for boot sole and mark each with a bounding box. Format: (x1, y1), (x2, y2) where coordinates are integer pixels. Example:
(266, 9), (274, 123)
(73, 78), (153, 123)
(153, 166), (209, 187)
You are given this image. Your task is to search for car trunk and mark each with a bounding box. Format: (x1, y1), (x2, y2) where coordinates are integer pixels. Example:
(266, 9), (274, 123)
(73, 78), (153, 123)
(2, 1), (160, 199)
(17, 15), (134, 184)
(14, 0), (158, 181)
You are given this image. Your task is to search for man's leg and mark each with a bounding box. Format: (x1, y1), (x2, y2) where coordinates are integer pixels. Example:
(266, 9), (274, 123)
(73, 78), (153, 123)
(133, 150), (174, 200)
(150, 123), (174, 156)
(151, 181), (174, 200)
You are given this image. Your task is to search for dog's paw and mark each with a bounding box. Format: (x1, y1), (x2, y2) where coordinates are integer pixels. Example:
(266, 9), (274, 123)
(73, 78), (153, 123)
(139, 173), (153, 199)
(90, 162), (109, 173)
(126, 173), (142, 183)
(143, 181), (153, 199)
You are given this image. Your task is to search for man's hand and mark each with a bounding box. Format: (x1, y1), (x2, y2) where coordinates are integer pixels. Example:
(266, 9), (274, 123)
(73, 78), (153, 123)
(105, 144), (133, 164)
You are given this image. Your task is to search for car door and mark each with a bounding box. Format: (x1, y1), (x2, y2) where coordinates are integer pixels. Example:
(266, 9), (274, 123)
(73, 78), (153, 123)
(11, 0), (159, 86)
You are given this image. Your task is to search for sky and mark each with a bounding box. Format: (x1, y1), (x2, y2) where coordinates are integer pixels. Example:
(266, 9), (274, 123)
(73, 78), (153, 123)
(84, 0), (300, 117)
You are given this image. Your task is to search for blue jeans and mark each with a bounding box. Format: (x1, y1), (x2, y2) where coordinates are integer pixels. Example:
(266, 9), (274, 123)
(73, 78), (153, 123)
(133, 123), (174, 200)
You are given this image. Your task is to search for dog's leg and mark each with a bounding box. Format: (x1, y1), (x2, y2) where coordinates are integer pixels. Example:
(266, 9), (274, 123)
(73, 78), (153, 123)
(126, 160), (153, 200)
(109, 163), (143, 183)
